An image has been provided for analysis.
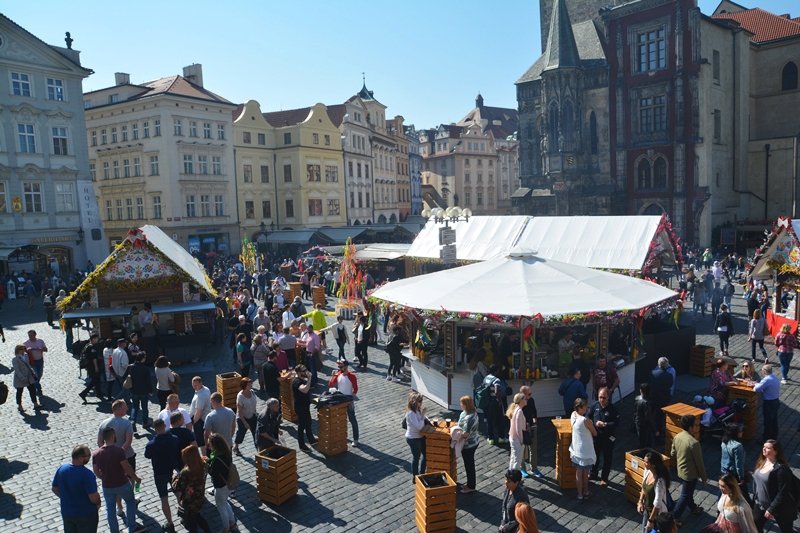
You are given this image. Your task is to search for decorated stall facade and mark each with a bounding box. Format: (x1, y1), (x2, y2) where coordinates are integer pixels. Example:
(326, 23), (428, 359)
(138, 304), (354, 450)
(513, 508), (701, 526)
(748, 217), (800, 327)
(371, 251), (678, 413)
(59, 225), (217, 342)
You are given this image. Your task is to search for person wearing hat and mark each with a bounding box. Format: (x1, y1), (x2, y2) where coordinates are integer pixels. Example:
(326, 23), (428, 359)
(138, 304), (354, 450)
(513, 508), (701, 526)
(500, 469), (529, 533)
(110, 338), (131, 405)
(328, 360), (360, 446)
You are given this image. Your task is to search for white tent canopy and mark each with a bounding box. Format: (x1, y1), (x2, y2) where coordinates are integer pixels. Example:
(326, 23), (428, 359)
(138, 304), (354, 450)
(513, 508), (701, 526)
(405, 216), (529, 261)
(371, 250), (677, 317)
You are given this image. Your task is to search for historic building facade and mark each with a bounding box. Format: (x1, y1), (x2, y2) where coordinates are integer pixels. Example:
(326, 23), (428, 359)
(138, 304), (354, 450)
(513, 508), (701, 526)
(0, 15), (106, 276)
(406, 124), (423, 217)
(84, 64), (239, 254)
(388, 115), (411, 220)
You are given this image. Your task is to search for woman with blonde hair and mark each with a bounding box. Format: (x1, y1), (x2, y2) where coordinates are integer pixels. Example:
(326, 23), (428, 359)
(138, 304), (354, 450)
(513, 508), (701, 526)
(707, 472), (757, 533)
(458, 395), (479, 493)
(774, 323), (797, 383)
(569, 397), (597, 500)
(404, 391), (430, 483)
(506, 392), (528, 471)
(514, 501), (540, 533)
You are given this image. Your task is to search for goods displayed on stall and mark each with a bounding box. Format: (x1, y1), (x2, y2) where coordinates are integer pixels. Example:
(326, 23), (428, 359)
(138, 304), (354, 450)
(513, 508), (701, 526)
(315, 401), (351, 456)
(662, 403), (704, 453)
(239, 238), (258, 274)
(255, 445), (298, 506)
(748, 216), (800, 322)
(726, 382), (759, 440)
(624, 448), (671, 504)
(422, 420), (458, 482)
(216, 372), (241, 410)
(552, 418), (576, 489)
(689, 345), (716, 378)
(335, 238), (367, 320)
(414, 472), (457, 533)
(278, 370), (297, 423)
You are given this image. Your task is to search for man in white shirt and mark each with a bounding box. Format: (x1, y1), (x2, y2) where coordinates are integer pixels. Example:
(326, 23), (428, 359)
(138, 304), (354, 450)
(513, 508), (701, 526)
(281, 308), (296, 329)
(157, 393), (191, 428)
(190, 377), (212, 454)
(327, 360), (359, 446)
(111, 338), (130, 403)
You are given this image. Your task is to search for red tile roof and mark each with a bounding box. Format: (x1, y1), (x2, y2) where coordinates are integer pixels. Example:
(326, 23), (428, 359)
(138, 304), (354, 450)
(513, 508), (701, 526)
(262, 107), (313, 127)
(714, 8), (800, 44)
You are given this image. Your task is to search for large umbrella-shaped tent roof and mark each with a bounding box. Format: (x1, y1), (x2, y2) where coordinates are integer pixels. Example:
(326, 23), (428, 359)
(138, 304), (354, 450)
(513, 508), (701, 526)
(371, 250), (677, 317)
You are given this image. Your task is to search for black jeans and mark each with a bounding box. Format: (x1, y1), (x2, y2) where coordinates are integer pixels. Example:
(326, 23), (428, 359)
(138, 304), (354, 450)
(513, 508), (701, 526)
(157, 389), (170, 410)
(387, 351), (402, 377)
(336, 339), (347, 362)
(751, 339), (767, 360)
(485, 399), (503, 441)
(461, 445), (477, 489)
(235, 415), (258, 447)
(407, 437), (426, 478)
(591, 436), (615, 481)
(763, 398), (779, 442)
(753, 504), (794, 533)
(16, 385), (36, 406)
(296, 406), (316, 447)
(718, 332), (730, 353)
(80, 373), (103, 400)
(672, 478), (699, 519)
(355, 341), (368, 367)
(182, 512), (212, 533)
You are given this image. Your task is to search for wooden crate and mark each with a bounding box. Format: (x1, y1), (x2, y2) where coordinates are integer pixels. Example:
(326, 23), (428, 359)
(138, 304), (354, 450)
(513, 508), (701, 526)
(552, 418), (576, 489)
(624, 448), (671, 504)
(662, 403), (705, 454)
(316, 402), (350, 456)
(288, 282), (302, 301)
(415, 472), (456, 533)
(255, 445), (297, 505)
(423, 421), (457, 482)
(216, 372), (241, 410)
(689, 345), (716, 377)
(278, 371), (297, 423)
(312, 286), (326, 308)
(726, 382), (759, 440)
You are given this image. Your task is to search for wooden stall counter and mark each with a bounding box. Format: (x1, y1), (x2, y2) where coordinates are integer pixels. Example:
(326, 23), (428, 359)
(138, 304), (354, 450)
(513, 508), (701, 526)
(552, 418), (576, 489)
(662, 403), (704, 454)
(422, 420), (457, 482)
(316, 401), (351, 456)
(726, 381), (759, 440)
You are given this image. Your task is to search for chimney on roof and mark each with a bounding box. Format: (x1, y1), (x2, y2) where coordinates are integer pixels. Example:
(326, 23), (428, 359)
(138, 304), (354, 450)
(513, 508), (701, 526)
(183, 64), (203, 87)
(114, 72), (130, 86)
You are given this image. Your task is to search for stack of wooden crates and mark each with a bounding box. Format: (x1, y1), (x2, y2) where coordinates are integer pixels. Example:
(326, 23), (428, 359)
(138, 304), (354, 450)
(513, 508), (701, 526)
(215, 372), (241, 410)
(316, 402), (350, 456)
(414, 472), (456, 533)
(552, 418), (576, 489)
(624, 448), (671, 504)
(255, 445), (297, 506)
(423, 422), (457, 482)
(689, 345), (716, 377)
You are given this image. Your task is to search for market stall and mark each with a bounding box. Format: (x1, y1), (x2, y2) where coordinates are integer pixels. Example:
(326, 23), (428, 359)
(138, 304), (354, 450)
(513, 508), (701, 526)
(58, 226), (217, 349)
(371, 250), (678, 413)
(748, 217), (800, 323)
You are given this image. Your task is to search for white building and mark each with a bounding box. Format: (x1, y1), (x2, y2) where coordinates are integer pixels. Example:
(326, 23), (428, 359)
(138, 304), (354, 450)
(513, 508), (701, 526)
(0, 16), (106, 277)
(83, 64), (239, 255)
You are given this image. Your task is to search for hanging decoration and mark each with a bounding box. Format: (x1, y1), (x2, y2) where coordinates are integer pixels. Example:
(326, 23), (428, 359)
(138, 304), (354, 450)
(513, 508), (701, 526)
(337, 238), (365, 305)
(641, 214), (685, 280)
(240, 238), (258, 274)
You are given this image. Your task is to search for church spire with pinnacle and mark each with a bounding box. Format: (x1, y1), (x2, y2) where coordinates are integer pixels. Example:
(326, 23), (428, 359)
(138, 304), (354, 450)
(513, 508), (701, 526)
(542, 0), (580, 72)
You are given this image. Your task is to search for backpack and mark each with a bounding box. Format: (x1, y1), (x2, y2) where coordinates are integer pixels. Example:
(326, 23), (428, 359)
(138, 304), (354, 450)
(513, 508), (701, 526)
(78, 346), (93, 370)
(474, 382), (492, 411)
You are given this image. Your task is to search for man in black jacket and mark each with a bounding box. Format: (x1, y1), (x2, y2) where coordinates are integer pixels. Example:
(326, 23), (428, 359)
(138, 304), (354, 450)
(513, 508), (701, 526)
(261, 351), (280, 400)
(128, 353), (153, 430)
(588, 387), (620, 486)
(79, 334), (105, 403)
(499, 469), (529, 533)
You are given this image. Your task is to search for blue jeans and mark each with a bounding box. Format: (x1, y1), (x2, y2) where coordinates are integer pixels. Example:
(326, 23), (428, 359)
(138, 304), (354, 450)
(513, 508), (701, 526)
(114, 376), (131, 404)
(31, 358), (43, 395)
(406, 437), (426, 478)
(347, 403), (359, 442)
(130, 394), (149, 426)
(672, 478), (698, 519)
(102, 482), (137, 533)
(777, 351), (793, 380)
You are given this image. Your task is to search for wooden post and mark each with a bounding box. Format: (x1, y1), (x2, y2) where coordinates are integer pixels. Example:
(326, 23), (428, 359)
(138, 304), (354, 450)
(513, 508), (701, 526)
(255, 445), (297, 505)
(661, 403), (705, 454)
(316, 401), (350, 456)
(278, 371), (297, 423)
(415, 472), (456, 533)
(624, 448), (671, 504)
(215, 372), (241, 410)
(552, 418), (576, 489)
(422, 421), (457, 482)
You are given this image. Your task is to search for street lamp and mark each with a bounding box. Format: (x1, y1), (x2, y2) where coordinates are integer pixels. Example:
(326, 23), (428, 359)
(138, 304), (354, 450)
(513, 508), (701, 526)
(422, 206), (471, 226)
(76, 227), (85, 245)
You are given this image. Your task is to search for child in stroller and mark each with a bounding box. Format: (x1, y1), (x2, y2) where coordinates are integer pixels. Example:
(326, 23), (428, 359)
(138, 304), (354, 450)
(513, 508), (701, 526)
(694, 394), (747, 439)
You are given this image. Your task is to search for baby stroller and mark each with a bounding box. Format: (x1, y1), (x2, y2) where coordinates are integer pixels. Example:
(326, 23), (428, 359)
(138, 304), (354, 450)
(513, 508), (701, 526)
(694, 395), (747, 440)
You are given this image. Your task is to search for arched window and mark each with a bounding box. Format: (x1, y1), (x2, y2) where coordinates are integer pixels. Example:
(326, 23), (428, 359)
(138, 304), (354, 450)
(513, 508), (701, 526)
(562, 101), (574, 150)
(782, 62), (798, 91)
(653, 157), (667, 188)
(642, 204), (664, 216)
(637, 159), (652, 189)
(589, 111), (598, 155)
(548, 104), (559, 148)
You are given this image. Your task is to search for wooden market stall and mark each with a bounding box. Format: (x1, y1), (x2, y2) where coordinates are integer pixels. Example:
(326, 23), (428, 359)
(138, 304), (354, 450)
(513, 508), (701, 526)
(748, 217), (800, 326)
(58, 226), (217, 350)
(372, 250), (678, 414)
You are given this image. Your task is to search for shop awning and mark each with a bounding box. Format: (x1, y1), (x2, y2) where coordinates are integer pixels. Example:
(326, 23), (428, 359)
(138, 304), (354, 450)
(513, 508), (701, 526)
(355, 243), (410, 261)
(0, 247), (19, 260)
(266, 230), (323, 245)
(318, 227), (366, 244)
(62, 301), (215, 320)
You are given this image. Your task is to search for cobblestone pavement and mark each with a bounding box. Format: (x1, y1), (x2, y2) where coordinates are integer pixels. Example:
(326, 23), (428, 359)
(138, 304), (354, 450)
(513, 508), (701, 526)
(0, 290), (799, 532)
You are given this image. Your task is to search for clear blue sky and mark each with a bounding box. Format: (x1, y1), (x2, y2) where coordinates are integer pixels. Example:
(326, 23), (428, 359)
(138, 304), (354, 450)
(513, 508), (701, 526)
(3, 0), (797, 129)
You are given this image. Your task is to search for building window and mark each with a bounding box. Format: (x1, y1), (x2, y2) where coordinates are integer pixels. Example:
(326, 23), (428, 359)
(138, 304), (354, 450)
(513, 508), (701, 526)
(358, 192), (363, 208)
(307, 164), (321, 181)
(214, 195), (224, 216)
(23, 182), (43, 212)
(126, 198), (133, 219)
(52, 127), (68, 155)
(257, 133), (266, 145)
(327, 199), (340, 216)
(365, 166), (369, 179)
(589, 111), (598, 154)
(476, 190), (483, 207)
(132, 157), (141, 177)
(106, 200), (112, 220)
(313, 133), (319, 145)
(366, 192), (370, 207)
(348, 161), (353, 177)
(136, 197), (144, 219)
(17, 123), (36, 153)
(91, 130), (97, 146)
(243, 164), (253, 183)
(637, 159), (652, 189)
(637, 28), (666, 72)
(283, 164), (292, 182)
(283, 132), (291, 145)
(186, 195), (196, 217)
(713, 109), (721, 143)
(350, 191), (355, 208)
(653, 157), (667, 189)
(217, 124), (225, 140)
(11, 72), (31, 97)
(189, 121), (198, 137)
(101, 129), (107, 145)
(149, 155), (159, 176)
(111, 127), (117, 143)
(46, 78), (64, 101)
(123, 159), (131, 178)
(639, 95), (666, 133)
(55, 182), (75, 212)
(243, 131), (251, 144)
(154, 119), (161, 136)
(548, 104), (559, 145)
(285, 199), (294, 218)
(200, 194), (211, 217)
(152, 196), (162, 219)
(324, 134), (331, 146)
(116, 199), (123, 219)
(198, 155), (208, 174)
(132, 123), (139, 140)
(260, 165), (269, 183)
(121, 125), (128, 142)
(143, 121), (150, 138)
(465, 189), (472, 206)
(308, 199), (322, 216)
(261, 200), (271, 218)
(89, 162), (96, 181)
(357, 163), (362, 178)
(325, 165), (338, 182)
(212, 156), (222, 175)
(103, 161), (110, 180)
(109, 94), (119, 103)
(782, 62), (798, 91)
(713, 50), (720, 84)
(183, 154), (194, 174)
(203, 122), (211, 139)
(174, 120), (182, 136)
(113, 160), (120, 179)
(465, 172), (471, 183)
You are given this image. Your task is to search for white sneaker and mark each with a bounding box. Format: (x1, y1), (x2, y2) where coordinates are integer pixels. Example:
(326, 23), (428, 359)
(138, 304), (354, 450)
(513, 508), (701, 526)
(386, 375), (392, 381)
(393, 376), (402, 383)
(781, 379), (788, 384)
